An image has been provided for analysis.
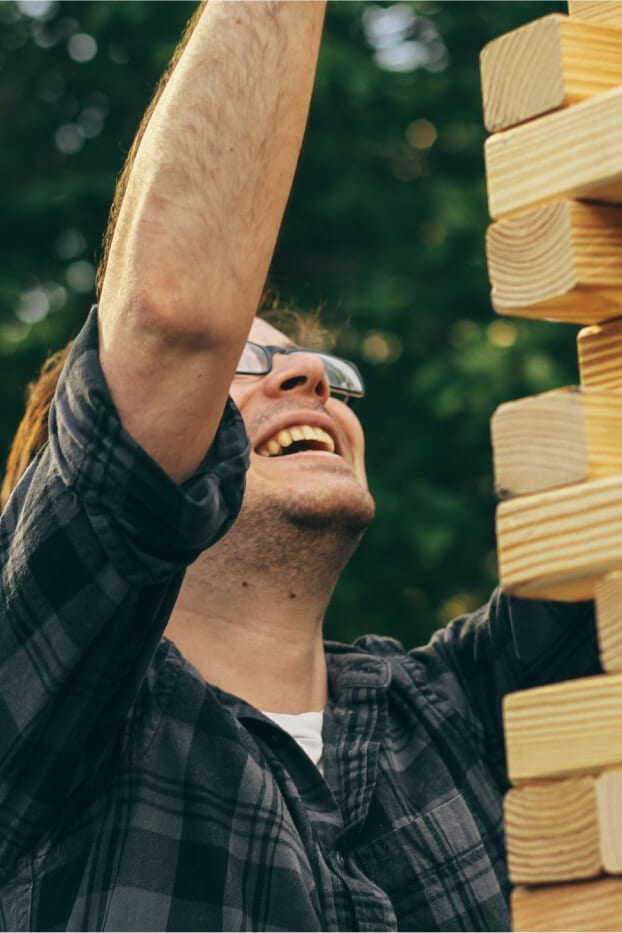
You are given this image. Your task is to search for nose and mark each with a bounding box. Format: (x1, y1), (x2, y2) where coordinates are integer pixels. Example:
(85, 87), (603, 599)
(262, 351), (330, 402)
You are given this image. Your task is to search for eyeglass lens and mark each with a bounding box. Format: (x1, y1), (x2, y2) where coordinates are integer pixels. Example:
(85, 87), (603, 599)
(236, 342), (363, 396)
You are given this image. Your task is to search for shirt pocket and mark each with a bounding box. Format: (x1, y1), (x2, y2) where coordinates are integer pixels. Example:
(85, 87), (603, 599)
(352, 794), (509, 932)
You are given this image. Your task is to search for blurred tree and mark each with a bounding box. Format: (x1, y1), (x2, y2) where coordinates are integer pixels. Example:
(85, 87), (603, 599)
(0, 0), (572, 646)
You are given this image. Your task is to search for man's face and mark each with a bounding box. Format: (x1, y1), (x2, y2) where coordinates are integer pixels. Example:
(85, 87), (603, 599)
(228, 318), (375, 533)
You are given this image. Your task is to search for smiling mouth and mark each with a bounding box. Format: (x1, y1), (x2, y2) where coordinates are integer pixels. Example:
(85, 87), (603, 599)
(256, 424), (337, 458)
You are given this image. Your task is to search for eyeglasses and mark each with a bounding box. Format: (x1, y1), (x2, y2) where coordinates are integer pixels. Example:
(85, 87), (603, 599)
(235, 341), (365, 400)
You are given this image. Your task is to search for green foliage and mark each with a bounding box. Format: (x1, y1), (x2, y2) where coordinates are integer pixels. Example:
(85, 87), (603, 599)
(1, 0), (573, 647)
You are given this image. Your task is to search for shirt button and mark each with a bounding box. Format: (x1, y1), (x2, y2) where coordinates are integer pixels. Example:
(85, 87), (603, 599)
(333, 851), (345, 868)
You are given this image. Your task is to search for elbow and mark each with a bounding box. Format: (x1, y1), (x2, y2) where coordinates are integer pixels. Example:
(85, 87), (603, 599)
(98, 189), (257, 356)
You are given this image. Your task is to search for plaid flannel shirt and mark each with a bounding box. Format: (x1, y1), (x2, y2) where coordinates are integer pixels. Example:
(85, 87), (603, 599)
(0, 308), (601, 931)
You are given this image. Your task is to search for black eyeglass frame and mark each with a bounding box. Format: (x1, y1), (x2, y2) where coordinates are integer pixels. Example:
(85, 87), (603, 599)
(235, 342), (365, 401)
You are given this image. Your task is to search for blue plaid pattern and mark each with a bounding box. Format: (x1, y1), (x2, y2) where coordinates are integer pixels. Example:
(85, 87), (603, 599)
(0, 309), (601, 930)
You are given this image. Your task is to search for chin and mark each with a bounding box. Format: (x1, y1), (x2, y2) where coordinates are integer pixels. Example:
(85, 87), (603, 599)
(285, 485), (376, 535)
(237, 458), (376, 543)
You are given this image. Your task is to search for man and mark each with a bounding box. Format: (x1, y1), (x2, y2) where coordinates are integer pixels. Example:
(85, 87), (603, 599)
(0, 3), (600, 931)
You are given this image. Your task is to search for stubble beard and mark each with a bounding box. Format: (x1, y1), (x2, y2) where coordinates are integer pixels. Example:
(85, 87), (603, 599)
(283, 485), (375, 536)
(219, 473), (376, 580)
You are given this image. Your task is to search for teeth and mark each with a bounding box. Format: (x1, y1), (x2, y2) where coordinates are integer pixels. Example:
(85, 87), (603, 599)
(256, 423), (336, 457)
(323, 432), (336, 453)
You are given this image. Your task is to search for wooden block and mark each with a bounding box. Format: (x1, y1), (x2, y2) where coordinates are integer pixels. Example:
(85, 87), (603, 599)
(505, 770), (622, 883)
(597, 768), (622, 872)
(487, 200), (622, 323)
(492, 385), (622, 495)
(578, 317), (622, 388)
(493, 388), (622, 498)
(512, 877), (622, 932)
(503, 673), (622, 782)
(481, 14), (622, 133)
(497, 474), (622, 600)
(484, 84), (622, 219)
(505, 776), (601, 883)
(596, 573), (622, 670)
(569, 0), (622, 28)
(492, 389), (586, 496)
(491, 386), (622, 496)
(584, 390), (622, 478)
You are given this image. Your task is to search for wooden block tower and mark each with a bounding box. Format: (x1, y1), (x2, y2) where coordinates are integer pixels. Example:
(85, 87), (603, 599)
(481, 2), (622, 929)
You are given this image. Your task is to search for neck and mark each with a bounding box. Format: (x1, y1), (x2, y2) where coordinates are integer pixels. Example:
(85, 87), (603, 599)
(165, 519), (361, 713)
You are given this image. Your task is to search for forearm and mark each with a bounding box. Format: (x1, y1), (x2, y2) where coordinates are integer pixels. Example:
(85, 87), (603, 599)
(99, 1), (326, 479)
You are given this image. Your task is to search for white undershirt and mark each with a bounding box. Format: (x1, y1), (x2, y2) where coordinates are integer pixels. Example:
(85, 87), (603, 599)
(263, 710), (324, 774)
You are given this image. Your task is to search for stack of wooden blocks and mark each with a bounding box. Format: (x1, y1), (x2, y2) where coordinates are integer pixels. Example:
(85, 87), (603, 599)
(481, 1), (622, 929)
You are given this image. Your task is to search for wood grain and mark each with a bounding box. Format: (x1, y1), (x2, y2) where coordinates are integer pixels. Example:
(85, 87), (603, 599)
(568, 0), (622, 28)
(584, 390), (622, 478)
(484, 84), (622, 219)
(481, 14), (622, 132)
(596, 768), (622, 872)
(578, 317), (622, 388)
(496, 474), (622, 600)
(491, 389), (587, 497)
(512, 877), (622, 932)
(486, 200), (622, 322)
(506, 770), (622, 884)
(503, 673), (622, 782)
(596, 574), (622, 671)
(505, 776), (601, 883)
(491, 386), (622, 497)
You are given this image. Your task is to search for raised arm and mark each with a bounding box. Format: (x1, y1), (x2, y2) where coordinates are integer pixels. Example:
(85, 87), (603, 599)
(98, 0), (326, 481)
(0, 2), (325, 872)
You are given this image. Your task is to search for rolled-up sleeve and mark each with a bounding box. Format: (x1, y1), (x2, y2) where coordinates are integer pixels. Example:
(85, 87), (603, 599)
(50, 305), (249, 580)
(0, 306), (249, 873)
